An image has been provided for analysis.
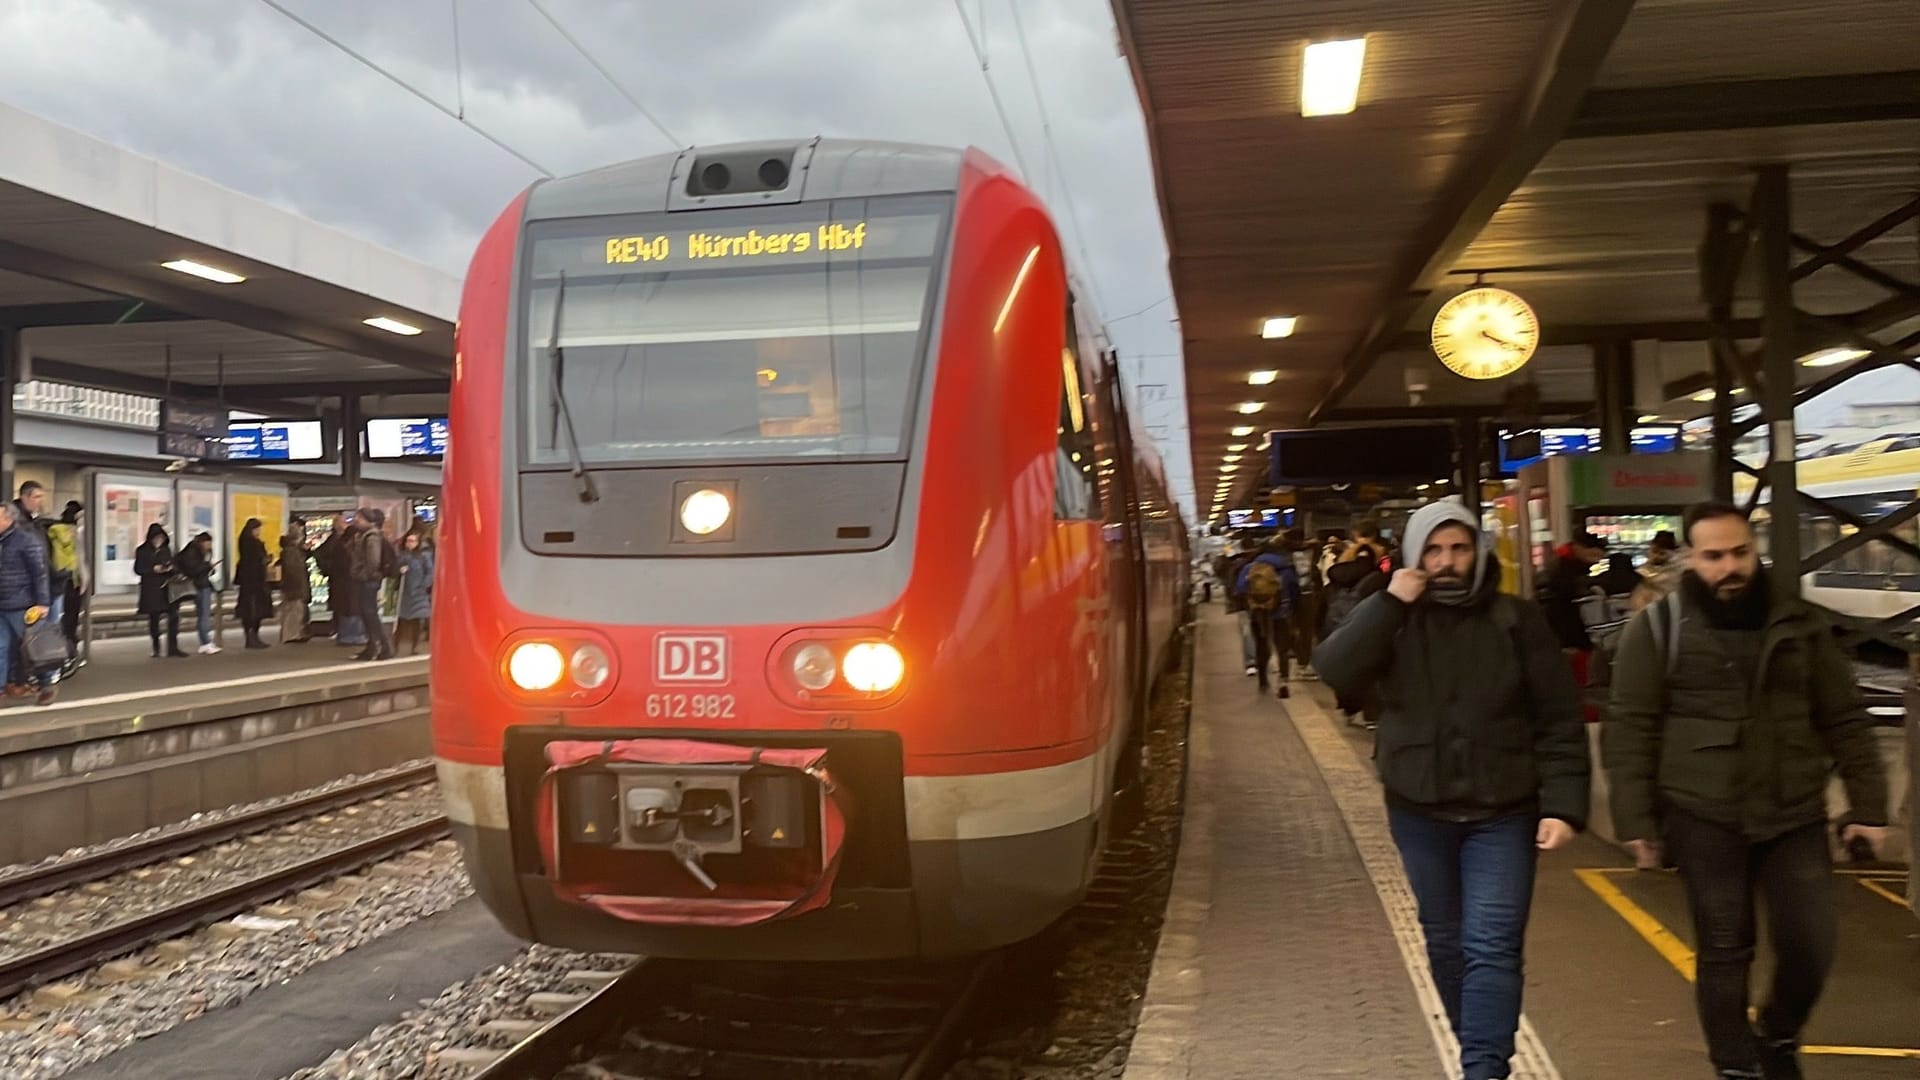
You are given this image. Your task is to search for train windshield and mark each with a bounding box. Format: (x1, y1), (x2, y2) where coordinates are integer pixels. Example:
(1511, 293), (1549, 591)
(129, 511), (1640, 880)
(520, 194), (950, 466)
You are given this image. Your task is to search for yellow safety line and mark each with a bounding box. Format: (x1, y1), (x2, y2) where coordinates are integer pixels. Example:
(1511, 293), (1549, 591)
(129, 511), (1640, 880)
(1573, 868), (1696, 980)
(1857, 877), (1910, 908)
(1573, 868), (1920, 1061)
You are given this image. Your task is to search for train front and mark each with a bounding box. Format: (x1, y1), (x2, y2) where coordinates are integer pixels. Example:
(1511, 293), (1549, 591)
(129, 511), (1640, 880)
(433, 140), (1111, 960)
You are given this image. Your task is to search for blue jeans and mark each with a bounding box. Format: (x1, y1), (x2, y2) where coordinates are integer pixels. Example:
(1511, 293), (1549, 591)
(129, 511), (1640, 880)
(0, 610), (52, 689)
(1235, 610), (1256, 667)
(194, 586), (214, 646)
(1388, 806), (1538, 1080)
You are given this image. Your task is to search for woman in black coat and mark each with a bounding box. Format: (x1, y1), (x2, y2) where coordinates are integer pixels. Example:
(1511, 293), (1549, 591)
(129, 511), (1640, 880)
(133, 523), (184, 658)
(278, 519), (313, 643)
(235, 518), (275, 650)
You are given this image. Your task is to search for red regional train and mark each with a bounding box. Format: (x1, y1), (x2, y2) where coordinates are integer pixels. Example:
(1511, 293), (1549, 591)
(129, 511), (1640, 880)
(433, 137), (1189, 960)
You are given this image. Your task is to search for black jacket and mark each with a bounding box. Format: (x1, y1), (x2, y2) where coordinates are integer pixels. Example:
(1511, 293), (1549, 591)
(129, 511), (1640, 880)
(1314, 557), (1591, 827)
(1540, 554), (1596, 650)
(1603, 578), (1887, 842)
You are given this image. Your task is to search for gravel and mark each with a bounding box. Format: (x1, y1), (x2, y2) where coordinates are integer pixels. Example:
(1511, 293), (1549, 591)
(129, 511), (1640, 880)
(949, 631), (1194, 1080)
(0, 758), (436, 890)
(283, 945), (635, 1080)
(0, 784), (444, 962)
(0, 838), (474, 1079)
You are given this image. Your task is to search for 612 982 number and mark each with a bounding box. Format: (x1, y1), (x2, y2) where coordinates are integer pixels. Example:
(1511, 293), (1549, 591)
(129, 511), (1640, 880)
(645, 693), (737, 719)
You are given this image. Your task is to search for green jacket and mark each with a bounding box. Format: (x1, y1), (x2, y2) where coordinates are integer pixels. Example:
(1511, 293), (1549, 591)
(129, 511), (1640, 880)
(1602, 589), (1888, 843)
(1313, 577), (1591, 827)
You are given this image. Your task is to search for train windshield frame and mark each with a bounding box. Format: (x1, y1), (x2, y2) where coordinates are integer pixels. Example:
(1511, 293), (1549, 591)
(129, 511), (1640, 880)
(517, 193), (953, 468)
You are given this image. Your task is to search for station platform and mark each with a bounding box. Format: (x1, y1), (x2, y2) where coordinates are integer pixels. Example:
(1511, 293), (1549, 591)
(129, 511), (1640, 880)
(0, 627), (430, 868)
(1124, 605), (1918, 1080)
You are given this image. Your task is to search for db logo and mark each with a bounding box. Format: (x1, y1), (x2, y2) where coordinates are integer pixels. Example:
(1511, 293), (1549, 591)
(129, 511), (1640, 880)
(655, 634), (730, 684)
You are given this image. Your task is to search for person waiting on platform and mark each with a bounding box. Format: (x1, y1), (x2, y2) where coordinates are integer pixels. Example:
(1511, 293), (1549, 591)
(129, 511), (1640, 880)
(393, 530), (434, 655)
(0, 503), (56, 706)
(348, 508), (398, 662)
(279, 518), (313, 644)
(176, 532), (219, 654)
(1315, 499), (1588, 1080)
(235, 518), (276, 650)
(135, 524), (185, 659)
(1604, 502), (1887, 1080)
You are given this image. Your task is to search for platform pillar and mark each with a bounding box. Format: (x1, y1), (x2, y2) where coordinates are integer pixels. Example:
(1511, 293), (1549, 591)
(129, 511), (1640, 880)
(1455, 416), (1482, 518)
(341, 394), (362, 490)
(0, 326), (18, 504)
(1593, 340), (1634, 455)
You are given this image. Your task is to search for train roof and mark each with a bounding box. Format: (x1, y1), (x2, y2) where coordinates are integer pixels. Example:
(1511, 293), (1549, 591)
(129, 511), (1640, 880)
(525, 137), (974, 221)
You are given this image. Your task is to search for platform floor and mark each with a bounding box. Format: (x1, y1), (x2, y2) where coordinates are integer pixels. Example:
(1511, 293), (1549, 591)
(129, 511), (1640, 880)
(0, 623), (426, 717)
(1125, 605), (1918, 1080)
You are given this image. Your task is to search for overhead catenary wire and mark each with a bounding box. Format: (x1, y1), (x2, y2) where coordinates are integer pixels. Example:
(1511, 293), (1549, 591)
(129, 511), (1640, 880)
(1006, 0), (1106, 318)
(256, 0), (553, 176)
(526, 0), (684, 148)
(951, 0), (1033, 183)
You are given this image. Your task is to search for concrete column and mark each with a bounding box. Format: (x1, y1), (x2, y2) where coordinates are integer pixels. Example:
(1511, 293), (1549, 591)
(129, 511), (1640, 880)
(0, 326), (18, 503)
(1456, 416), (1482, 518)
(341, 395), (362, 490)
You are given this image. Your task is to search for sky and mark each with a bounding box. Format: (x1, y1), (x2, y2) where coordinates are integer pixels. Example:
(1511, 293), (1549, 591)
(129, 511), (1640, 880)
(0, 0), (1195, 513)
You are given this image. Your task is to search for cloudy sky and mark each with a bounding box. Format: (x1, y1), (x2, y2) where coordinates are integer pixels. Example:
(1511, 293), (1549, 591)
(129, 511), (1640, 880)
(0, 0), (1195, 511)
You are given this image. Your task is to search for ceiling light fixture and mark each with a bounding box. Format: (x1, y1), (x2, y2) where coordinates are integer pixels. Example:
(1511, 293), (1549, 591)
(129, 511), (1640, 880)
(1801, 347), (1869, 368)
(1301, 38), (1367, 118)
(1248, 370), (1279, 385)
(1260, 316), (1298, 339)
(1231, 425), (1256, 437)
(1227, 443), (1248, 452)
(163, 259), (245, 284)
(1234, 402), (1265, 415)
(364, 316), (423, 336)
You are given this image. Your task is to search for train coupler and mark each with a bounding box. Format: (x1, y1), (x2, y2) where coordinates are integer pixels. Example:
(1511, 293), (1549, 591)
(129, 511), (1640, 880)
(534, 737), (849, 927)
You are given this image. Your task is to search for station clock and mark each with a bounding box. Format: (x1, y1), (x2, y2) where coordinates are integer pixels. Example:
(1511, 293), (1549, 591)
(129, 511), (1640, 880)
(1429, 286), (1540, 380)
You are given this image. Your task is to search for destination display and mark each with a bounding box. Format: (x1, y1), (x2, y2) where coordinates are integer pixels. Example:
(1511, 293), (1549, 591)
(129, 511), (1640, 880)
(226, 419), (326, 463)
(528, 202), (947, 280)
(366, 416), (448, 460)
(1499, 425), (1679, 473)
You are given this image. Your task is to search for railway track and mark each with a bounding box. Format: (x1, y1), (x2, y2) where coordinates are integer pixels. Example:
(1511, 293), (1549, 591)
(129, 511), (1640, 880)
(453, 954), (997, 1080)
(0, 814), (450, 1004)
(0, 762), (440, 909)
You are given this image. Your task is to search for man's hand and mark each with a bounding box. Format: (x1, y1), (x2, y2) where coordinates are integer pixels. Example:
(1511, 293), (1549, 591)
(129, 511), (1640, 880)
(25, 605), (48, 624)
(1387, 568), (1428, 605)
(1841, 823), (1888, 859)
(1537, 818), (1576, 851)
(1625, 838), (1663, 869)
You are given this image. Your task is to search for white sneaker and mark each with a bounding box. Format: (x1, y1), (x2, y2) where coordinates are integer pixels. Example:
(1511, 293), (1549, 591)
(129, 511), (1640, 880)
(1299, 666), (1319, 681)
(1244, 666), (1257, 677)
(199, 643), (221, 655)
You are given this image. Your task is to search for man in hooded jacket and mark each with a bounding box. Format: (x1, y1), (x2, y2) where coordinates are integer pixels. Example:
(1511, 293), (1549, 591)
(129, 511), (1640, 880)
(1315, 500), (1590, 1080)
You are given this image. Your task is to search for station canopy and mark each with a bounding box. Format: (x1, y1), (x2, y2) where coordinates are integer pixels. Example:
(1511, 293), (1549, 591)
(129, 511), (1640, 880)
(0, 101), (458, 420)
(1110, 0), (1920, 509)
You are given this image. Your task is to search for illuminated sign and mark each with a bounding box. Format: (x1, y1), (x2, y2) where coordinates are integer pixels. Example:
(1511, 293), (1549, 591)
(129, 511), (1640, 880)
(604, 223), (869, 265)
(227, 419), (326, 463)
(1499, 426), (1679, 473)
(528, 203), (946, 281)
(366, 417), (448, 460)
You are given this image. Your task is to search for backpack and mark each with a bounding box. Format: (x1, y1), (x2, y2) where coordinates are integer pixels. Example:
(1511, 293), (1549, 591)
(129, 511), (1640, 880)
(378, 536), (400, 580)
(45, 523), (77, 576)
(1245, 560), (1285, 614)
(1643, 589), (1685, 679)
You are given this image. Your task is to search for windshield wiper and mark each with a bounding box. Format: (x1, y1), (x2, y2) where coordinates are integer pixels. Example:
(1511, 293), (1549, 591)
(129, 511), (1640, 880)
(545, 271), (600, 504)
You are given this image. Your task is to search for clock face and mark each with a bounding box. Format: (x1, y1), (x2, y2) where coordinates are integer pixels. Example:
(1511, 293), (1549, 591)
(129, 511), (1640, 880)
(1430, 287), (1540, 380)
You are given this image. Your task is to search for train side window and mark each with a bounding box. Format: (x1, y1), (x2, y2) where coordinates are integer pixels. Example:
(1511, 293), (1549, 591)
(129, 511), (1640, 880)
(1055, 295), (1101, 520)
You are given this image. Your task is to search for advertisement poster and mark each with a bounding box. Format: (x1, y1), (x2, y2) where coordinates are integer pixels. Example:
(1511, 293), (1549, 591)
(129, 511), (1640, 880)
(96, 477), (174, 589)
(229, 489), (288, 555)
(178, 485), (225, 585)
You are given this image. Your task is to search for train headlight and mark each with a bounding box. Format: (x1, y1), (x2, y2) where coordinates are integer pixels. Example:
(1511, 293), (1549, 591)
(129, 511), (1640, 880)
(789, 643), (837, 692)
(507, 642), (566, 691)
(680, 489), (732, 535)
(842, 642), (905, 694)
(569, 644), (611, 690)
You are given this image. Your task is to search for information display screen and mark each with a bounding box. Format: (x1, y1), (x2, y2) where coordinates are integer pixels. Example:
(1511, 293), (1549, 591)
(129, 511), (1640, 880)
(1498, 425), (1679, 473)
(226, 419), (326, 462)
(365, 417), (449, 460)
